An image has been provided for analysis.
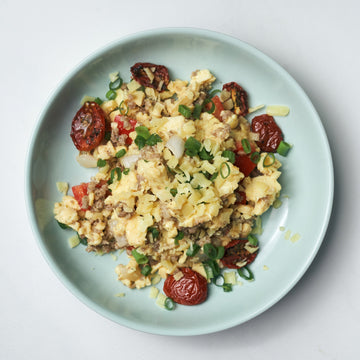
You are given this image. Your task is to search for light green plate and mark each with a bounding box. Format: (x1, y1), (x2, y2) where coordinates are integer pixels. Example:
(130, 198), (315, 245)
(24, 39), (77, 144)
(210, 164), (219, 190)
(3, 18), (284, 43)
(26, 28), (333, 335)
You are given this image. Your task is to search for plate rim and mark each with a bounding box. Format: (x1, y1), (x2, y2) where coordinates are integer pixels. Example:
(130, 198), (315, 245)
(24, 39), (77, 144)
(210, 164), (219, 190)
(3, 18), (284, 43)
(25, 27), (334, 336)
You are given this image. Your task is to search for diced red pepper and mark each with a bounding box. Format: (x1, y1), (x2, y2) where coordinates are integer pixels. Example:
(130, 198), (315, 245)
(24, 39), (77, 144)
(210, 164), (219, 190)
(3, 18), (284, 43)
(114, 116), (137, 145)
(72, 183), (89, 210)
(206, 95), (224, 120)
(235, 154), (256, 177)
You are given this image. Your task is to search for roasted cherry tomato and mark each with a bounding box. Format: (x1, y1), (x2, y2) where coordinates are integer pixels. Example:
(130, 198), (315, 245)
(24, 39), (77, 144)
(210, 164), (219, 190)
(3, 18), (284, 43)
(163, 268), (208, 306)
(72, 183), (89, 210)
(221, 239), (258, 269)
(130, 62), (169, 92)
(114, 115), (137, 145)
(70, 102), (106, 151)
(222, 82), (248, 116)
(206, 95), (224, 120)
(251, 114), (283, 152)
(235, 154), (256, 177)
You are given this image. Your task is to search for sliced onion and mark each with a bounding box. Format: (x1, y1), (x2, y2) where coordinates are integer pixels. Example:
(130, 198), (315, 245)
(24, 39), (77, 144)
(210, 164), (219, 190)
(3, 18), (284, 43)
(120, 154), (140, 168)
(166, 135), (185, 159)
(76, 152), (97, 168)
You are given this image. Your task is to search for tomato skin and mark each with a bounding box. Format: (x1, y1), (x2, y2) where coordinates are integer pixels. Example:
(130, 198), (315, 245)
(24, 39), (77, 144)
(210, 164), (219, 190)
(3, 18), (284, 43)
(130, 62), (169, 92)
(235, 154), (256, 177)
(114, 116), (137, 145)
(251, 114), (283, 152)
(206, 95), (224, 120)
(163, 268), (208, 306)
(222, 82), (248, 116)
(72, 183), (89, 210)
(70, 102), (106, 151)
(221, 239), (258, 269)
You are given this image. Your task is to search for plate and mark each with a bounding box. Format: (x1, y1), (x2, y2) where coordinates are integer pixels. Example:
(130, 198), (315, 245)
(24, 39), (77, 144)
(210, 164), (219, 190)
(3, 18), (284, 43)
(25, 28), (333, 335)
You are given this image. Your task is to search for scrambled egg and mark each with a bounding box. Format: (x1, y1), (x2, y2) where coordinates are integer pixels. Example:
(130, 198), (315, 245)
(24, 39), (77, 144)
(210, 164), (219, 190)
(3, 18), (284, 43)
(54, 69), (282, 290)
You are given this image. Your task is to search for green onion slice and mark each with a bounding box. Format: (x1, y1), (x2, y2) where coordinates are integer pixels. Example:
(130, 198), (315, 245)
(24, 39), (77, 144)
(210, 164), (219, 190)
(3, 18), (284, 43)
(135, 126), (151, 139)
(237, 266), (254, 281)
(123, 168), (130, 175)
(222, 283), (232, 292)
(203, 243), (218, 259)
(97, 158), (106, 167)
(221, 150), (235, 164)
(192, 104), (202, 119)
(241, 139), (251, 154)
(184, 136), (201, 157)
(198, 147), (213, 161)
(213, 274), (225, 287)
(250, 151), (260, 164)
(106, 89), (116, 100)
(220, 162), (231, 179)
(77, 234), (88, 245)
(57, 221), (69, 229)
(109, 77), (123, 90)
(141, 264), (152, 276)
(178, 104), (192, 118)
(263, 153), (276, 167)
(170, 188), (178, 197)
(277, 140), (291, 156)
(203, 259), (220, 279)
(146, 133), (162, 146)
(174, 231), (184, 241)
(247, 234), (258, 246)
(109, 167), (122, 184)
(115, 149), (126, 158)
(210, 172), (218, 182)
(94, 97), (103, 105)
(164, 297), (175, 311)
(131, 249), (149, 264)
(216, 246), (225, 259)
(186, 243), (200, 257)
(203, 98), (215, 114)
(119, 100), (129, 115)
(148, 227), (160, 239)
(208, 89), (221, 98)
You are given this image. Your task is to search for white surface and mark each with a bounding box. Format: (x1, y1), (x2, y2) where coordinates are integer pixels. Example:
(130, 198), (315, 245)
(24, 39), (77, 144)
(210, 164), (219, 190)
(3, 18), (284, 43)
(1, 0), (359, 359)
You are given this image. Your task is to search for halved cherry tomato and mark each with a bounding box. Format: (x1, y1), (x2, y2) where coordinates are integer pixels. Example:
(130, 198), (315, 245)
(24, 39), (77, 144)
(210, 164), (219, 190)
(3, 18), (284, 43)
(251, 114), (283, 152)
(70, 102), (106, 151)
(114, 116), (137, 145)
(206, 95), (224, 120)
(222, 82), (248, 116)
(163, 268), (207, 306)
(235, 154), (256, 177)
(130, 62), (169, 92)
(221, 239), (258, 269)
(72, 183), (89, 210)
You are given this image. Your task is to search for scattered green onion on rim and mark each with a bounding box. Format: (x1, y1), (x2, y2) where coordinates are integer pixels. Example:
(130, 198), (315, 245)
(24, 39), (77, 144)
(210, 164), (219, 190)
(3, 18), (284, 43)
(109, 77), (123, 90)
(247, 234), (258, 246)
(237, 266), (254, 281)
(106, 89), (116, 100)
(164, 297), (176, 311)
(277, 140), (291, 156)
(208, 89), (221, 98)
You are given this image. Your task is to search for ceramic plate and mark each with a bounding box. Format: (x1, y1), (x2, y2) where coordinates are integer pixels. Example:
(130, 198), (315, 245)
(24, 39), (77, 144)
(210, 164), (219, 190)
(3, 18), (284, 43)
(26, 28), (333, 335)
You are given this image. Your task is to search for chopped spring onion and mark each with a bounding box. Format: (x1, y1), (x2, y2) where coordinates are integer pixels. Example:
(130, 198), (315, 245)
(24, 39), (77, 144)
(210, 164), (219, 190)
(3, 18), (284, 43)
(250, 151), (260, 164)
(208, 89), (221, 98)
(131, 249), (149, 264)
(109, 167), (122, 184)
(178, 104), (192, 118)
(135, 126), (151, 139)
(198, 147), (213, 160)
(221, 150), (236, 164)
(94, 97), (103, 105)
(134, 126), (162, 149)
(104, 131), (111, 141)
(174, 231), (184, 241)
(170, 188), (178, 197)
(237, 266), (254, 281)
(220, 162), (231, 179)
(203, 98), (215, 114)
(186, 243), (200, 257)
(164, 297), (176, 311)
(203, 259), (220, 279)
(77, 234), (88, 246)
(184, 137), (201, 157)
(106, 89), (116, 100)
(216, 246), (225, 259)
(97, 158), (107, 167)
(123, 168), (130, 175)
(263, 153), (276, 167)
(57, 221), (69, 229)
(213, 274), (233, 292)
(247, 234), (258, 246)
(115, 149), (126, 158)
(222, 283), (232, 292)
(109, 77), (123, 90)
(210, 172), (218, 182)
(241, 139), (251, 154)
(203, 243), (217, 259)
(277, 140), (291, 156)
(141, 264), (152, 276)
(146, 134), (162, 146)
(148, 227), (160, 239)
(119, 100), (129, 115)
(192, 104), (202, 119)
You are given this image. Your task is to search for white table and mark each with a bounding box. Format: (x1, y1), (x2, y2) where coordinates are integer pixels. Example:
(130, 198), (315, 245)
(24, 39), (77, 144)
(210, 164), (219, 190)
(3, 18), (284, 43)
(2, 0), (359, 359)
